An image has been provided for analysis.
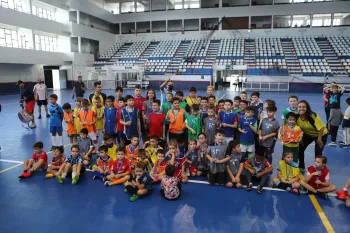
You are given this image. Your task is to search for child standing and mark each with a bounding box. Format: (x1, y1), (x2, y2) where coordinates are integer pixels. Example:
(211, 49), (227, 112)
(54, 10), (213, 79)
(185, 87), (197, 107)
(150, 149), (167, 182)
(233, 96), (241, 114)
(279, 112), (303, 163)
(328, 102), (343, 146)
(147, 100), (166, 140)
(104, 95), (118, 138)
(56, 145), (85, 185)
(206, 129), (230, 185)
(78, 128), (94, 166)
(250, 92), (263, 121)
(92, 145), (113, 181)
(176, 90), (190, 112)
(166, 97), (187, 143)
(216, 99), (225, 114)
(202, 107), (220, 145)
(185, 104), (202, 140)
(162, 93), (173, 139)
(207, 85), (215, 98)
(238, 100), (248, 120)
(124, 161), (153, 202)
(208, 96), (216, 109)
(114, 86), (123, 106)
(18, 142), (48, 178)
(78, 99), (98, 151)
(48, 94), (64, 150)
(300, 156), (337, 199)
(219, 99), (238, 143)
(62, 103), (78, 145)
(342, 97), (350, 148)
(92, 98), (105, 145)
(200, 97), (209, 120)
(238, 106), (257, 158)
(120, 95), (141, 141)
(73, 97), (83, 135)
(105, 147), (132, 186)
(258, 106), (280, 164)
(281, 95), (298, 126)
(125, 136), (140, 169)
(161, 164), (182, 200)
(272, 150), (301, 195)
(116, 97), (126, 147)
(226, 140), (246, 188)
(244, 151), (273, 194)
(45, 147), (65, 179)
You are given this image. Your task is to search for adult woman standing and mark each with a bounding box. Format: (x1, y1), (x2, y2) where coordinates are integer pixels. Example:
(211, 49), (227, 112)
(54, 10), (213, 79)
(297, 100), (328, 170)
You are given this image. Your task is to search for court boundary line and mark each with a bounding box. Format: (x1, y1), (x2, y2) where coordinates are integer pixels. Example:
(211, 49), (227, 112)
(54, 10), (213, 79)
(309, 194), (336, 233)
(0, 163), (23, 174)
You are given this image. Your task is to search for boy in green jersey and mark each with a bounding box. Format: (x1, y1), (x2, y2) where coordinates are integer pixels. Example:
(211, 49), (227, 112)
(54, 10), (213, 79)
(185, 104), (202, 140)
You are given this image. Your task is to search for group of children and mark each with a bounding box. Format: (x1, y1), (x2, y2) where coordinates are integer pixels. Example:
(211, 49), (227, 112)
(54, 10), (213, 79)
(17, 82), (350, 204)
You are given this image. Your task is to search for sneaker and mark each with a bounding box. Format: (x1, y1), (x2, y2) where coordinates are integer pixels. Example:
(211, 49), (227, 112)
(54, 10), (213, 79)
(246, 183), (253, 191)
(102, 177), (106, 183)
(341, 144), (350, 148)
(18, 171), (27, 178)
(290, 188), (300, 195)
(316, 191), (328, 200)
(327, 142), (336, 146)
(38, 115), (42, 119)
(50, 146), (56, 151)
(46, 114), (50, 118)
(29, 123), (36, 128)
(45, 173), (54, 179)
(339, 141), (344, 145)
(72, 176), (79, 185)
(256, 185), (263, 194)
(104, 181), (113, 187)
(57, 175), (64, 184)
(337, 190), (349, 200)
(23, 171), (32, 178)
(130, 194), (139, 202)
(124, 189), (128, 193)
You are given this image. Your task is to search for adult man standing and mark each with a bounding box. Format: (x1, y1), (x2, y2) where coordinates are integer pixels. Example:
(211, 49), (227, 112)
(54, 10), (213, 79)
(16, 80), (36, 128)
(72, 76), (86, 98)
(88, 81), (106, 107)
(33, 78), (50, 119)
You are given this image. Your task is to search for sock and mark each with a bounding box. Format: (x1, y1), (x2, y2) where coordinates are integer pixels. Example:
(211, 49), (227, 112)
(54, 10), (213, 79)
(51, 135), (56, 146)
(344, 187), (348, 191)
(62, 173), (67, 178)
(72, 172), (77, 178)
(286, 187), (291, 191)
(58, 136), (63, 146)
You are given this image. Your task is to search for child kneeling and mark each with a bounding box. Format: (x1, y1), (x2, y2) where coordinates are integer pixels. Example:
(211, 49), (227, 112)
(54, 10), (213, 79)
(124, 161), (153, 201)
(272, 150), (301, 195)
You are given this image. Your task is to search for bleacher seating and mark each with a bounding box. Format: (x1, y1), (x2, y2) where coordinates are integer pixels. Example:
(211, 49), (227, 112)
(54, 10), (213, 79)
(93, 36), (350, 77)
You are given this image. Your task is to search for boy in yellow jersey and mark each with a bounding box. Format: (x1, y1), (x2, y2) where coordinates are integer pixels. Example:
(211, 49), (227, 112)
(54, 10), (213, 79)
(185, 87), (197, 107)
(144, 135), (163, 164)
(92, 98), (105, 145)
(103, 134), (117, 161)
(73, 97), (83, 135)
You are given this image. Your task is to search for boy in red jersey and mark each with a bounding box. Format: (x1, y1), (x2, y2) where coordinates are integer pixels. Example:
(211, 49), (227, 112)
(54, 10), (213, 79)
(116, 97), (126, 147)
(147, 99), (166, 139)
(105, 147), (132, 186)
(19, 141), (48, 178)
(300, 156), (337, 200)
(45, 147), (65, 179)
(166, 139), (186, 182)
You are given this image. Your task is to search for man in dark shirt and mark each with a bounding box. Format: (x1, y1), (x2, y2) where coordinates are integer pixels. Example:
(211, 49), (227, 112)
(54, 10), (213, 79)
(16, 80), (36, 128)
(72, 76), (86, 98)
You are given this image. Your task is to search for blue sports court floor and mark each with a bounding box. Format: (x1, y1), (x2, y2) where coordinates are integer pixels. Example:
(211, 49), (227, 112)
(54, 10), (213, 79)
(0, 88), (349, 233)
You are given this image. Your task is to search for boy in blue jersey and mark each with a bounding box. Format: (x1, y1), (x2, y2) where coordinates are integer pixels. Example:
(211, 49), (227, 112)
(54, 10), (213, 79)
(238, 106), (257, 158)
(250, 92), (263, 120)
(219, 99), (238, 143)
(104, 95), (118, 137)
(48, 94), (64, 151)
(120, 95), (141, 142)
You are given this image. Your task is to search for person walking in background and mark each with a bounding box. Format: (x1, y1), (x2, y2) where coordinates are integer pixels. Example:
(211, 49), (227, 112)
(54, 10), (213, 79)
(327, 102), (343, 146)
(72, 76), (86, 98)
(33, 78), (50, 119)
(16, 80), (36, 128)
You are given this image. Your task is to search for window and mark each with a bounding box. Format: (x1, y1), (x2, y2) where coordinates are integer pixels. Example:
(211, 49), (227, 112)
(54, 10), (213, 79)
(274, 0), (291, 4)
(152, 0), (166, 11)
(293, 0), (312, 3)
(201, 0), (219, 8)
(312, 14), (331, 27)
(152, 20), (166, 32)
(184, 19), (199, 31)
(252, 0), (273, 5)
(292, 15), (311, 28)
(167, 0), (182, 10)
(136, 1), (150, 12)
(223, 0), (249, 7)
(201, 18), (219, 30)
(136, 21), (151, 33)
(184, 0), (199, 9)
(121, 2), (135, 13)
(333, 13), (350, 26)
(121, 22), (135, 34)
(0, 0), (23, 12)
(168, 19), (183, 32)
(273, 15), (292, 28)
(32, 5), (55, 21)
(0, 27), (19, 48)
(34, 34), (58, 52)
(251, 16), (272, 29)
(223, 17), (249, 30)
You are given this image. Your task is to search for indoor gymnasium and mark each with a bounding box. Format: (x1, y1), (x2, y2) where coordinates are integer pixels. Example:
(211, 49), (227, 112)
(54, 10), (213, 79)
(1, 0), (350, 233)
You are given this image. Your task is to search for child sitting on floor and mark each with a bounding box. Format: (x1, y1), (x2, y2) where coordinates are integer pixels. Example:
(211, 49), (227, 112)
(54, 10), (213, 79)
(104, 147), (132, 187)
(166, 139), (186, 182)
(197, 133), (209, 176)
(144, 135), (163, 164)
(150, 149), (167, 183)
(161, 164), (182, 200)
(336, 176), (350, 207)
(19, 141), (48, 179)
(183, 139), (199, 180)
(78, 128), (94, 166)
(137, 149), (152, 172)
(124, 161), (153, 202)
(92, 145), (113, 181)
(272, 150), (301, 195)
(45, 147), (65, 179)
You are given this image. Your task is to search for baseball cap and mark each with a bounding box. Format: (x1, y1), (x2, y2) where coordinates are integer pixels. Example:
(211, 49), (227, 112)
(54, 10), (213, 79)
(16, 80), (23, 86)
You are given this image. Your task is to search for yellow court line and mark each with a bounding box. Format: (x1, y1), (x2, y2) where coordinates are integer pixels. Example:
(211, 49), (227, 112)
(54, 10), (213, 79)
(0, 163), (23, 174)
(309, 195), (336, 233)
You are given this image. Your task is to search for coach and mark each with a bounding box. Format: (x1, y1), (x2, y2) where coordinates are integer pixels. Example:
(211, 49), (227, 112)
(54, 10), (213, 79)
(72, 76), (86, 98)
(33, 78), (50, 119)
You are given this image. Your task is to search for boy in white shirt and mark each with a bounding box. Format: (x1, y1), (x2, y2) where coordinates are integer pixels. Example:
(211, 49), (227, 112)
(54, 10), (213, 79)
(33, 78), (50, 119)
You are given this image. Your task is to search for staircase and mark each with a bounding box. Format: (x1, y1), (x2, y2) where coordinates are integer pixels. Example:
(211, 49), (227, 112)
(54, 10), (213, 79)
(244, 39), (256, 67)
(166, 40), (191, 74)
(316, 38), (347, 76)
(111, 42), (133, 61)
(203, 39), (220, 68)
(135, 41), (160, 67)
(280, 38), (302, 75)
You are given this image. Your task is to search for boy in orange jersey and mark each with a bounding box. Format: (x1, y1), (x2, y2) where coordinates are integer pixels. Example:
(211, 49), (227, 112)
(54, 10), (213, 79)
(166, 97), (187, 144)
(45, 147), (65, 178)
(150, 149), (167, 182)
(78, 99), (98, 151)
(92, 145), (113, 181)
(125, 136), (140, 169)
(104, 147), (132, 187)
(62, 103), (78, 144)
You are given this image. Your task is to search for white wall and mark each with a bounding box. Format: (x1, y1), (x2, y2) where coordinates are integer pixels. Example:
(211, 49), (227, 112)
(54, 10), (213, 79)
(0, 63), (43, 82)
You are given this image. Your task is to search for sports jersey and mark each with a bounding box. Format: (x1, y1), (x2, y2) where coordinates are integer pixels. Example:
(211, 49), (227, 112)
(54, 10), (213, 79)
(49, 104), (64, 127)
(146, 145), (163, 164)
(148, 111), (166, 138)
(186, 114), (202, 139)
(121, 107), (139, 140)
(33, 83), (47, 100)
(50, 155), (65, 167)
(296, 114), (328, 137)
(142, 100), (153, 115)
(232, 108), (241, 114)
(31, 152), (48, 168)
(107, 144), (117, 161)
(161, 176), (180, 200)
(324, 90), (343, 108)
(133, 173), (153, 190)
(139, 158), (152, 172)
(281, 107), (298, 124)
(259, 118), (280, 148)
(88, 92), (107, 107)
(200, 108), (208, 120)
(251, 102), (264, 120)
(78, 109), (96, 133)
(161, 102), (173, 122)
(245, 158), (271, 174)
(97, 155), (113, 172)
(277, 160), (300, 180)
(219, 111), (238, 137)
(64, 155), (83, 164)
(78, 137), (93, 155)
(185, 96), (197, 107)
(64, 112), (77, 135)
(134, 96), (146, 112)
(226, 152), (245, 176)
(125, 145), (139, 167)
(208, 142), (229, 174)
(307, 165), (330, 189)
(167, 108), (186, 134)
(104, 107), (117, 135)
(165, 152), (185, 171)
(239, 117), (257, 145)
(92, 106), (105, 130)
(111, 159), (131, 174)
(203, 117), (220, 145)
(117, 107), (124, 132)
(186, 150), (199, 167)
(280, 125), (303, 148)
(73, 107), (82, 134)
(152, 159), (167, 175)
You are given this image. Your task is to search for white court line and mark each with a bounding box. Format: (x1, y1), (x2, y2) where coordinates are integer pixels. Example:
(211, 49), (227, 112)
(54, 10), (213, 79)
(218, 93), (226, 100)
(0, 159), (23, 164)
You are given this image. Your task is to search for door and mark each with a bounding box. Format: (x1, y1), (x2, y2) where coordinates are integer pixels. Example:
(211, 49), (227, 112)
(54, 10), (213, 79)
(44, 70), (53, 88)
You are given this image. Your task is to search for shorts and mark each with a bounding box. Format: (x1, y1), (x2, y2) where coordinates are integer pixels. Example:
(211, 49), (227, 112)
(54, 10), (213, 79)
(50, 126), (63, 134)
(226, 174), (248, 186)
(208, 172), (226, 185)
(88, 132), (97, 141)
(68, 134), (79, 138)
(224, 137), (233, 144)
(189, 165), (197, 174)
(96, 129), (103, 137)
(240, 144), (254, 153)
(36, 100), (48, 106)
(25, 100), (35, 114)
(117, 131), (126, 143)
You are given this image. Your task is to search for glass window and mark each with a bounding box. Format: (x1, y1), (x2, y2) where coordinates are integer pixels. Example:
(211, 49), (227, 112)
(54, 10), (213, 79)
(121, 2), (135, 13)
(121, 22), (135, 34)
(35, 34), (58, 52)
(32, 6), (37, 16)
(167, 0), (182, 10)
(312, 14), (331, 27)
(152, 0), (166, 11)
(38, 8), (43, 17)
(184, 0), (199, 9)
(201, 0), (219, 8)
(201, 18), (219, 30)
(251, 16), (272, 29)
(223, 0), (249, 7)
(184, 19), (199, 31)
(273, 15), (292, 28)
(333, 13), (350, 26)
(293, 0), (312, 3)
(136, 1), (150, 12)
(252, 0), (273, 5)
(168, 19), (183, 32)
(292, 15), (311, 28)
(274, 0), (291, 4)
(0, 29), (4, 38)
(222, 17), (249, 30)
(152, 20), (166, 32)
(136, 21), (151, 33)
